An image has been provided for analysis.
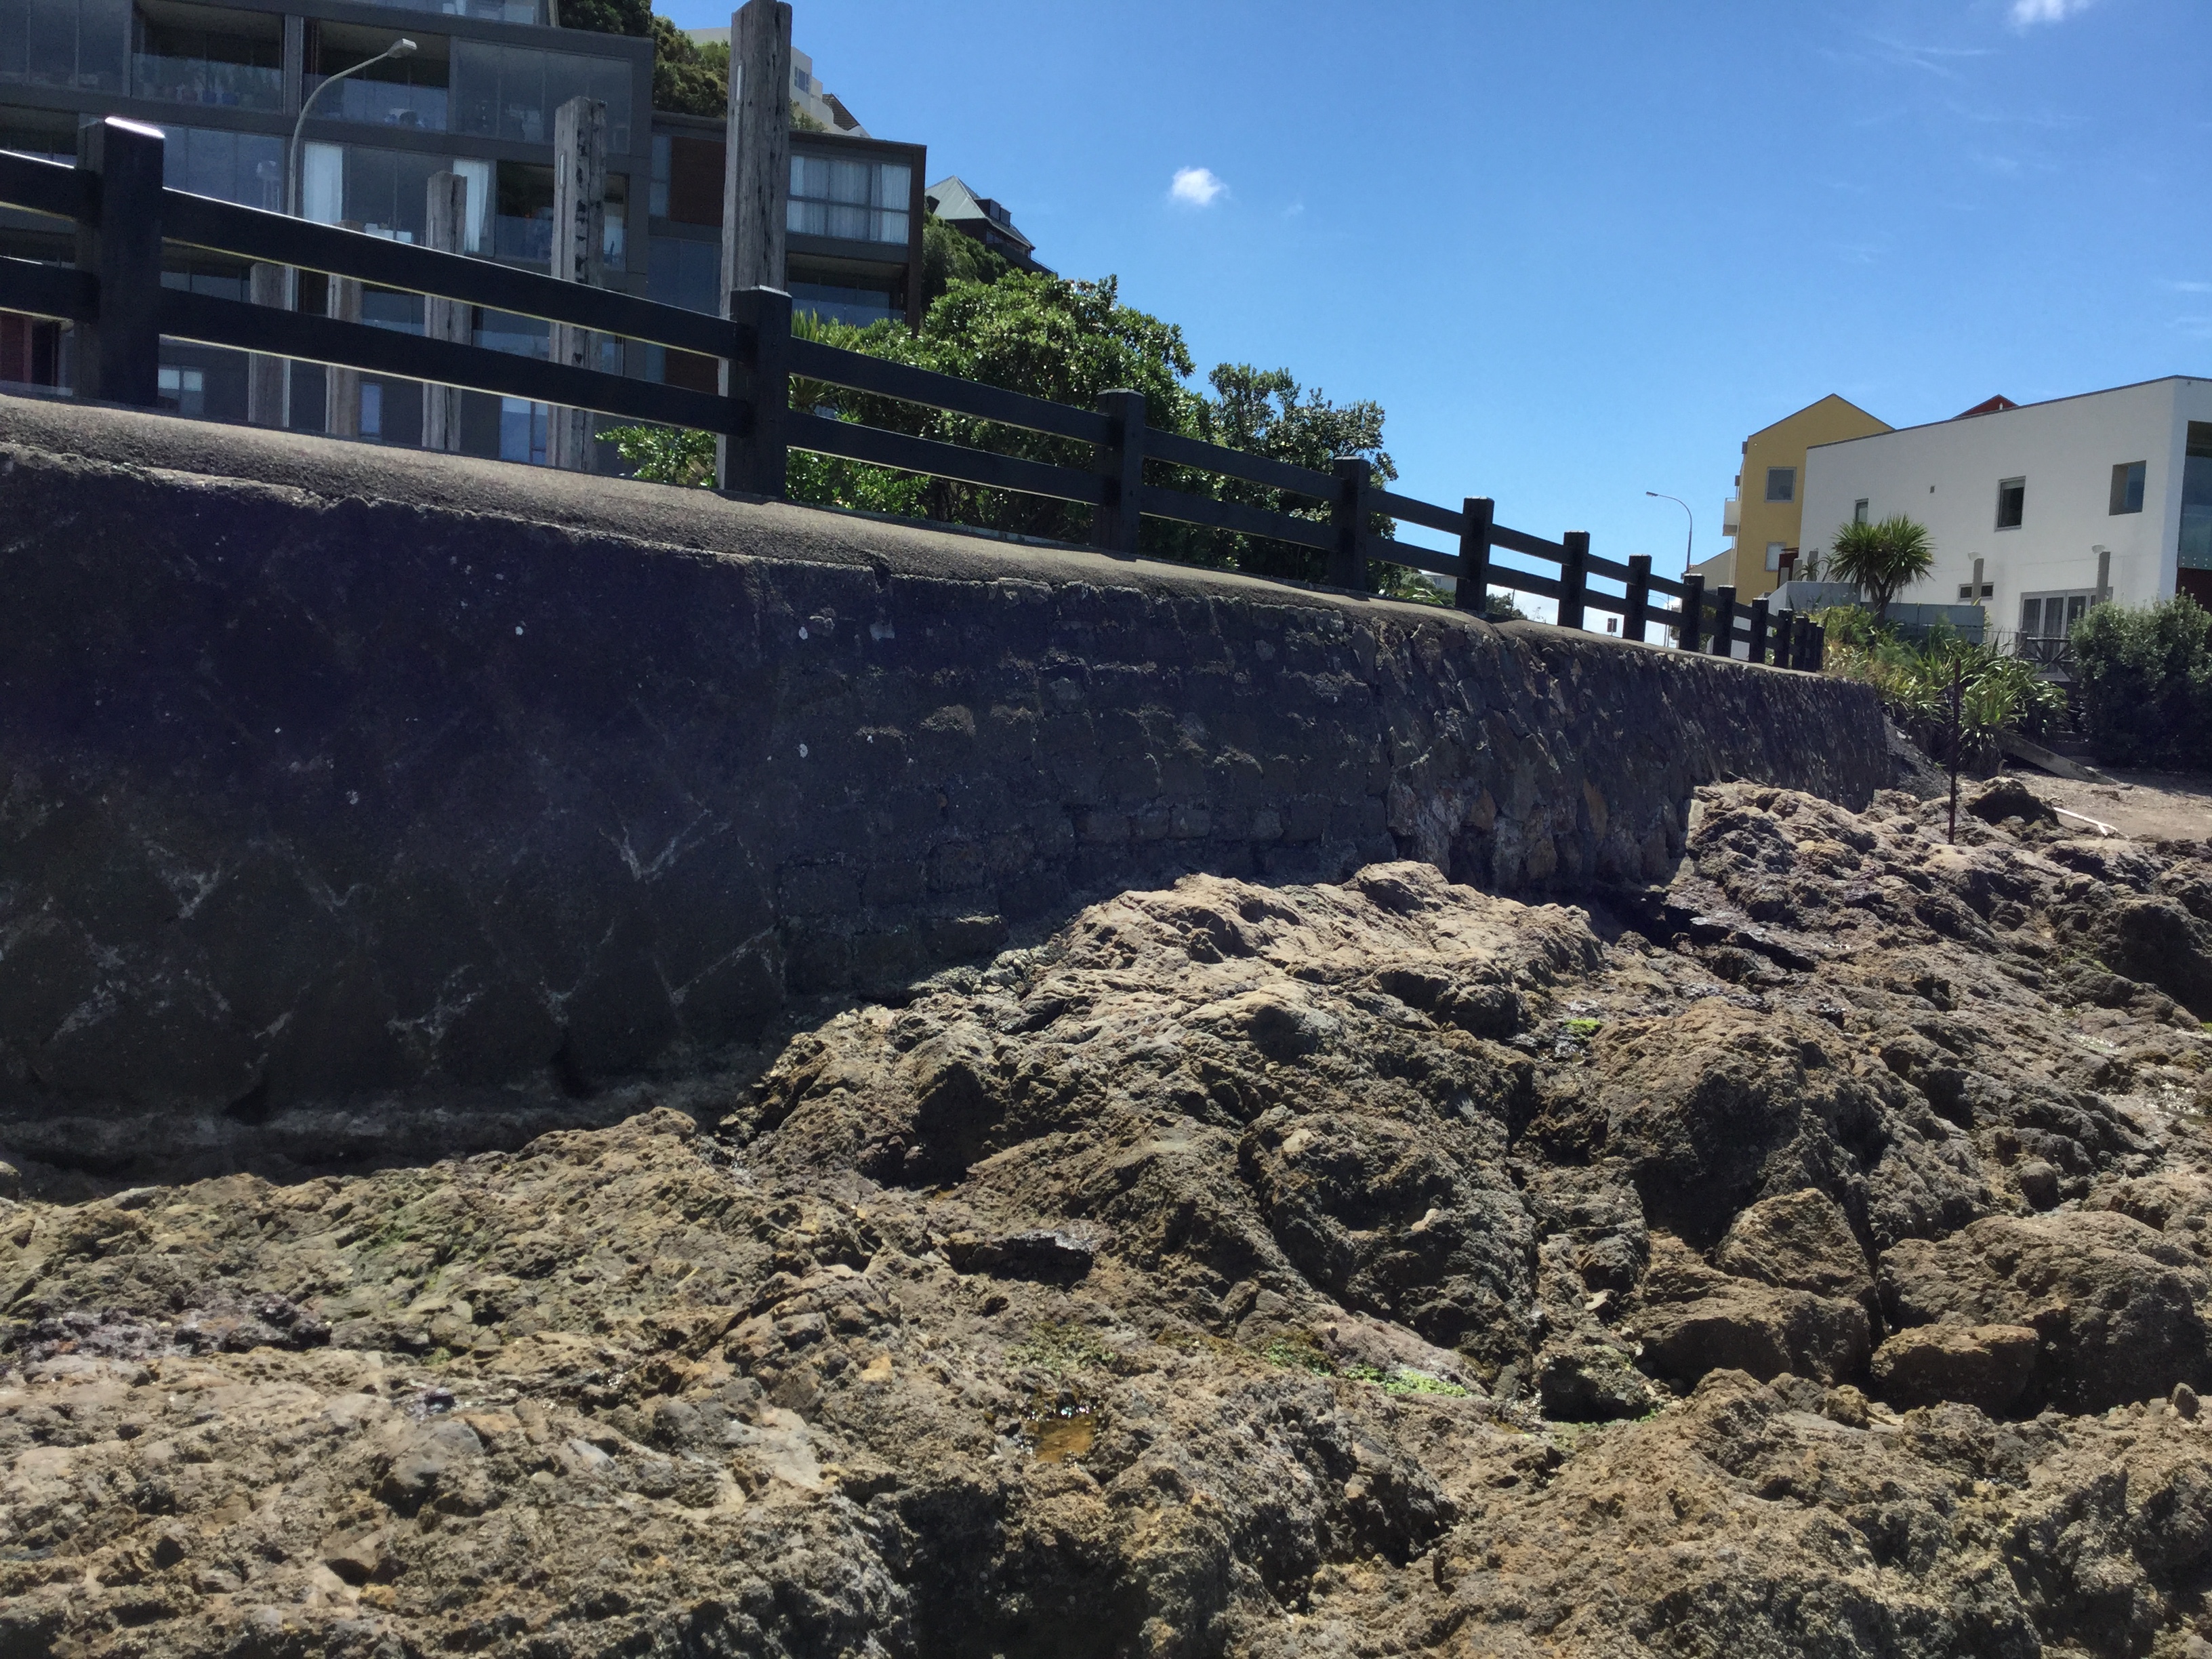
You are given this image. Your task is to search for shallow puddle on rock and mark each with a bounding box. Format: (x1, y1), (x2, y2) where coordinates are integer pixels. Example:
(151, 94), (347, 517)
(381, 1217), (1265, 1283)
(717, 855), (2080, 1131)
(1025, 1397), (1098, 1462)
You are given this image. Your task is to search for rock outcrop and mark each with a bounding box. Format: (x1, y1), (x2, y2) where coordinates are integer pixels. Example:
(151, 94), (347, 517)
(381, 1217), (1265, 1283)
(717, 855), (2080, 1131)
(7, 776), (2212, 1656)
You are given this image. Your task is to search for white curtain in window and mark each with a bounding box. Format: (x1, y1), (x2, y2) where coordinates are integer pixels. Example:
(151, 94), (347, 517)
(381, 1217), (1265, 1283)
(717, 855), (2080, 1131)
(302, 141), (343, 223)
(452, 157), (491, 252)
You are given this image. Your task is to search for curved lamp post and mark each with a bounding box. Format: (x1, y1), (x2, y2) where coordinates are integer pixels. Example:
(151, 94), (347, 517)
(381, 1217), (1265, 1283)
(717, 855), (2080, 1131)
(1645, 490), (1694, 575)
(289, 37), (417, 220)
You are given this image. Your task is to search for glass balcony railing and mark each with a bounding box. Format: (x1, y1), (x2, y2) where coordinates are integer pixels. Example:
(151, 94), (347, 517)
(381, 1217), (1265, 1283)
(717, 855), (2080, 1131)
(132, 53), (282, 110)
(493, 211), (551, 265)
(304, 75), (449, 131)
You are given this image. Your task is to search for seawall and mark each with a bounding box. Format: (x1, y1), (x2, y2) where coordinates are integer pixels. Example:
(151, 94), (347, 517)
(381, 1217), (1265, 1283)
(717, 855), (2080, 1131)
(0, 394), (1892, 1172)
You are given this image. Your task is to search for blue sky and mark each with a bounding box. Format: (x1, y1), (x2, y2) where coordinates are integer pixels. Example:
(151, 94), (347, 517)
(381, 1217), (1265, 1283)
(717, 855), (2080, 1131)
(671, 0), (2211, 586)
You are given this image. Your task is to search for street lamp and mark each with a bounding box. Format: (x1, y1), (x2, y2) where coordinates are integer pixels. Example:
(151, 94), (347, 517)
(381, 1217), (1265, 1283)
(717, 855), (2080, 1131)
(289, 37), (416, 220)
(1645, 490), (1694, 575)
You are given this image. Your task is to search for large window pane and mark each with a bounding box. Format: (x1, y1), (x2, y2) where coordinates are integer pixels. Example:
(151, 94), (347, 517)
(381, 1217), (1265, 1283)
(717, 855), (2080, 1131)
(450, 42), (629, 151)
(787, 148), (915, 244)
(158, 123), (286, 209)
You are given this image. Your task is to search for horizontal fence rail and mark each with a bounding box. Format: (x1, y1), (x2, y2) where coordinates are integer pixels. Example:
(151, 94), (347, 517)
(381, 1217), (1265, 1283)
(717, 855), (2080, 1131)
(0, 123), (1826, 670)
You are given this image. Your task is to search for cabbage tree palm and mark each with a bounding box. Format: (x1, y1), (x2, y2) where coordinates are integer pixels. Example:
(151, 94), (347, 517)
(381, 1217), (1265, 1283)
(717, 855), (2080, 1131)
(1829, 515), (1936, 623)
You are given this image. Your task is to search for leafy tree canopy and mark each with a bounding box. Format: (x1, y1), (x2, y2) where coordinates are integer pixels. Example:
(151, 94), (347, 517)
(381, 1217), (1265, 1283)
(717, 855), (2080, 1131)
(922, 215), (1015, 307)
(1828, 514), (1935, 622)
(648, 16), (726, 117)
(557, 0), (649, 36)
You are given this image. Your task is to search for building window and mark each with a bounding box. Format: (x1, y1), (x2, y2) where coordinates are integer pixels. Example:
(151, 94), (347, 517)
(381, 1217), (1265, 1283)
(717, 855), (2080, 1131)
(1995, 476), (2025, 530)
(0, 0), (129, 95)
(1764, 466), (1795, 504)
(789, 279), (896, 327)
(2018, 590), (2092, 665)
(359, 380), (382, 437)
(498, 396), (546, 464)
(1853, 498), (1868, 525)
(787, 152), (909, 245)
(155, 362), (204, 415)
(2183, 422), (2212, 573)
(1765, 541), (1784, 573)
(133, 4), (282, 112)
(2109, 459), (2146, 515)
(305, 23), (449, 131)
(451, 39), (632, 151)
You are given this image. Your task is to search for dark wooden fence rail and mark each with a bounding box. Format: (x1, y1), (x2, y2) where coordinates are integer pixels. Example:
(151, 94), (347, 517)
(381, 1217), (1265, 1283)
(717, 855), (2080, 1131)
(0, 123), (1830, 668)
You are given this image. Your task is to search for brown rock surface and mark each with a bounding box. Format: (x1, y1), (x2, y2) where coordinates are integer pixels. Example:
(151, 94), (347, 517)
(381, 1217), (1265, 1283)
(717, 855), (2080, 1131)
(1870, 1321), (2039, 1413)
(7, 783), (2212, 1655)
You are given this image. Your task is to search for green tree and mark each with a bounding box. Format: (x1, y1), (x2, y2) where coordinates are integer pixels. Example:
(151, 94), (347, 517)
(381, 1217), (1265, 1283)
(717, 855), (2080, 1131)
(2069, 595), (2212, 769)
(649, 16), (726, 115)
(598, 424), (714, 485)
(556, 0), (649, 35)
(921, 214), (1016, 306)
(1828, 514), (1935, 622)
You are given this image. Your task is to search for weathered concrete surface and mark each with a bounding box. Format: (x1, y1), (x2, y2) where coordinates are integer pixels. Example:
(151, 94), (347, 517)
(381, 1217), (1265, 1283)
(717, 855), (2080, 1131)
(0, 394), (1891, 1170)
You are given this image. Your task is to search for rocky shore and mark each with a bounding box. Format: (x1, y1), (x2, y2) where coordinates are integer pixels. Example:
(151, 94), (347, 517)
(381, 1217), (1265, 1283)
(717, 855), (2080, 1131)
(7, 776), (2212, 1657)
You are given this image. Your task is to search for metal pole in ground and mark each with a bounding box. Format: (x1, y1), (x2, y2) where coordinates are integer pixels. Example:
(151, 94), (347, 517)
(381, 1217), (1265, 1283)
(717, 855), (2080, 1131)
(1948, 657), (1963, 843)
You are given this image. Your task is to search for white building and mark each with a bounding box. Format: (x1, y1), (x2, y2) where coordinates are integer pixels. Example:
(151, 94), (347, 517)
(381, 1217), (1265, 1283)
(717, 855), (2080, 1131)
(1801, 377), (2212, 658)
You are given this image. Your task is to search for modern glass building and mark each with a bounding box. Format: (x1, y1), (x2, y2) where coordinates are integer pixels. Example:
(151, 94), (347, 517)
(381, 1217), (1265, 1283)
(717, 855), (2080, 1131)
(0, 0), (922, 467)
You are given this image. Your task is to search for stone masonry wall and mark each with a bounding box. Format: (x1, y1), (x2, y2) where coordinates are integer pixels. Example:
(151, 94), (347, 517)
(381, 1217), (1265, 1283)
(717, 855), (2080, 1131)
(0, 395), (1891, 1172)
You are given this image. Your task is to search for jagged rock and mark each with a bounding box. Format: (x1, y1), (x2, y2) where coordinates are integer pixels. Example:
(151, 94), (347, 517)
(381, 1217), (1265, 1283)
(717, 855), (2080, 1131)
(1633, 1237), (1872, 1386)
(1538, 1342), (1655, 1421)
(1881, 1211), (2212, 1411)
(5, 784), (2212, 1656)
(1870, 1322), (2039, 1413)
(1713, 1186), (1875, 1308)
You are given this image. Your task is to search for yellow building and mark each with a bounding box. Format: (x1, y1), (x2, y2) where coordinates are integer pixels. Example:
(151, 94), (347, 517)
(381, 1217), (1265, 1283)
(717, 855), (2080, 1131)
(1708, 395), (1892, 599)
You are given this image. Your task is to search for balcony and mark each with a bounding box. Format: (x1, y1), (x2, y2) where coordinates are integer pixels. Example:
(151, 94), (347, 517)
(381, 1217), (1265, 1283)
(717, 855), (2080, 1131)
(1721, 495), (1740, 535)
(132, 52), (281, 110)
(304, 73), (448, 131)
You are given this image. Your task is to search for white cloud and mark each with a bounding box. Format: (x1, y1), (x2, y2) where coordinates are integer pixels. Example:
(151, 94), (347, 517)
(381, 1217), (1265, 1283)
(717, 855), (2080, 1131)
(2163, 279), (2212, 294)
(1169, 166), (1227, 208)
(2009, 0), (2097, 25)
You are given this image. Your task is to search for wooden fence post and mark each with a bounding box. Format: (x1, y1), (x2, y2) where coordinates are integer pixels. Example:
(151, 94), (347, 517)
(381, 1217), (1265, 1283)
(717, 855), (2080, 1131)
(246, 262), (287, 427)
(1455, 496), (1493, 615)
(1090, 388), (1146, 555)
(422, 170), (469, 451)
(1771, 608), (1794, 670)
(1679, 573), (1704, 653)
(1622, 553), (1652, 642)
(1711, 584), (1736, 656)
(325, 228), (363, 438)
(73, 117), (165, 406)
(720, 0), (791, 301)
(723, 284), (790, 497)
(1329, 456), (1369, 590)
(1559, 531), (1589, 632)
(547, 94), (607, 471)
(1809, 620), (1827, 672)
(1747, 596), (1770, 665)
(1794, 613), (1815, 670)
(716, 0), (791, 491)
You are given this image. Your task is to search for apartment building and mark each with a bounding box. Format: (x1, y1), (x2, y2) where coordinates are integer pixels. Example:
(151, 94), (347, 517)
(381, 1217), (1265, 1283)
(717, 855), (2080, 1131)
(1801, 377), (2212, 663)
(0, 0), (922, 462)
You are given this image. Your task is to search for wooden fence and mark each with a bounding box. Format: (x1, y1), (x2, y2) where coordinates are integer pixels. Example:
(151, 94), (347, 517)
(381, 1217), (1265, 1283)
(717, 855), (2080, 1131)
(0, 120), (1826, 669)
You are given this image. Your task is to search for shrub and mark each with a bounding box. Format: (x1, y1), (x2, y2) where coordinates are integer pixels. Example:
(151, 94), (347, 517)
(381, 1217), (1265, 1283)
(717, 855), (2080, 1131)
(2069, 596), (2212, 769)
(1819, 611), (2064, 771)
